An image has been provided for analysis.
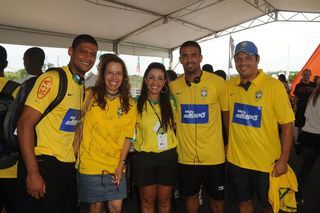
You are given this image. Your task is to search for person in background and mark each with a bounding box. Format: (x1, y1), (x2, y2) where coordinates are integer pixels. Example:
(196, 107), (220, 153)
(202, 64), (214, 73)
(77, 56), (136, 213)
(313, 75), (319, 84)
(296, 83), (320, 206)
(134, 62), (178, 213)
(0, 45), (20, 213)
(17, 34), (98, 213)
(18, 47), (45, 83)
(166, 69), (178, 83)
(170, 41), (228, 213)
(293, 69), (317, 154)
(278, 74), (290, 94)
(227, 41), (294, 213)
(214, 70), (227, 80)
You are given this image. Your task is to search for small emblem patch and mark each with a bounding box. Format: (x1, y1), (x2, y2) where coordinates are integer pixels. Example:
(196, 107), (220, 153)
(255, 90), (263, 99)
(201, 89), (207, 97)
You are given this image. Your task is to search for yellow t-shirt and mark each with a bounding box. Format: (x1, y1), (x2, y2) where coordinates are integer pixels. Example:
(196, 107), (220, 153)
(169, 71), (228, 165)
(227, 70), (295, 172)
(78, 94), (136, 175)
(25, 66), (83, 163)
(0, 77), (20, 178)
(134, 98), (177, 153)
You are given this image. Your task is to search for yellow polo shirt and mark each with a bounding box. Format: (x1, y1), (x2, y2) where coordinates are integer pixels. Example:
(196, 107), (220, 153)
(227, 70), (295, 172)
(134, 98), (177, 153)
(170, 71), (228, 165)
(25, 66), (83, 163)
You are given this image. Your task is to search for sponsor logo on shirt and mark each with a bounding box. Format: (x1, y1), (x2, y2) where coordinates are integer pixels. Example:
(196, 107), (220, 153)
(181, 104), (208, 124)
(232, 103), (262, 128)
(37, 76), (52, 99)
(60, 109), (81, 132)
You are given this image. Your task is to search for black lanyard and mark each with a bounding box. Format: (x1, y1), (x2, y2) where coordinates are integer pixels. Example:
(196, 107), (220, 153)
(148, 100), (163, 133)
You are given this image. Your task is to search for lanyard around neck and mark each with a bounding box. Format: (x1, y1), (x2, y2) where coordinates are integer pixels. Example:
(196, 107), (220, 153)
(148, 99), (163, 133)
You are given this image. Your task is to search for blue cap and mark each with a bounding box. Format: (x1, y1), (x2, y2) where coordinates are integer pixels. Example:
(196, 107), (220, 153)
(235, 41), (258, 56)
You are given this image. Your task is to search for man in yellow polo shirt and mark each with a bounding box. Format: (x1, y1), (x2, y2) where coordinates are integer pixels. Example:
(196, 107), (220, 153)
(170, 41), (228, 213)
(17, 35), (98, 213)
(0, 45), (20, 213)
(227, 41), (294, 213)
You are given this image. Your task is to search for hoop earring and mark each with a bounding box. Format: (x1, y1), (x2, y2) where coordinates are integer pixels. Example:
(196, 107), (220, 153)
(161, 85), (168, 93)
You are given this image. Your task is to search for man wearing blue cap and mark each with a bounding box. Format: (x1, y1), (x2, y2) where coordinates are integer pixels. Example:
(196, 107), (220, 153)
(226, 41), (295, 212)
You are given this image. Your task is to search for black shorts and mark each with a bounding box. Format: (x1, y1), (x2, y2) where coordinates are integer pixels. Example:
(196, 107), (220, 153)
(0, 178), (17, 213)
(178, 163), (225, 200)
(227, 163), (271, 208)
(18, 155), (78, 213)
(133, 148), (178, 187)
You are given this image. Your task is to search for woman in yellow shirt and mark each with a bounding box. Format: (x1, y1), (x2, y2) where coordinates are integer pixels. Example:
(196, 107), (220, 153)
(77, 56), (136, 213)
(134, 62), (178, 213)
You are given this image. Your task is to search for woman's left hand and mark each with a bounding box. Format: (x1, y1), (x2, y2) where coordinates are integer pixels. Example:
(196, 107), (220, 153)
(112, 165), (124, 186)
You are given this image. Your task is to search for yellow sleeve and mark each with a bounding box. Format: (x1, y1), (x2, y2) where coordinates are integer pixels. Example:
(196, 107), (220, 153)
(124, 99), (137, 139)
(218, 79), (229, 111)
(170, 97), (177, 124)
(25, 71), (59, 114)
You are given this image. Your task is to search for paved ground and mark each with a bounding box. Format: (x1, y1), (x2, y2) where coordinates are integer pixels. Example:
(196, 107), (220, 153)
(80, 149), (320, 212)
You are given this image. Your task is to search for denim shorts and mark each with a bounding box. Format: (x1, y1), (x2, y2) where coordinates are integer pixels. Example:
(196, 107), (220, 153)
(78, 173), (127, 203)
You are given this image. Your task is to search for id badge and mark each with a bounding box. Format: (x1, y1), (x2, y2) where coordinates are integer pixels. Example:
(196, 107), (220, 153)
(157, 133), (168, 150)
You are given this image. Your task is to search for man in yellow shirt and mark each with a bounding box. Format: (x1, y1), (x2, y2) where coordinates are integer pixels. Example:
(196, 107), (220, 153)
(0, 45), (20, 213)
(170, 41), (228, 213)
(227, 41), (294, 213)
(17, 35), (98, 213)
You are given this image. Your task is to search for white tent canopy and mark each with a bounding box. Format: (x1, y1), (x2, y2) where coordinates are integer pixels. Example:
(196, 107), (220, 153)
(1, 0), (320, 58)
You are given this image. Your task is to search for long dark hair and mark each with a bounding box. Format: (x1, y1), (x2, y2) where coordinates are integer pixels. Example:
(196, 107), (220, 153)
(310, 82), (320, 106)
(92, 56), (131, 113)
(137, 62), (174, 132)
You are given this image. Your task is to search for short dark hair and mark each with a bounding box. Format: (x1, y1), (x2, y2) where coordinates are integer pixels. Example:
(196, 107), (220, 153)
(202, 64), (214, 73)
(24, 47), (45, 67)
(72, 34), (98, 49)
(278, 74), (287, 82)
(214, 70), (226, 80)
(180, 40), (201, 55)
(166, 69), (178, 81)
(0, 45), (8, 71)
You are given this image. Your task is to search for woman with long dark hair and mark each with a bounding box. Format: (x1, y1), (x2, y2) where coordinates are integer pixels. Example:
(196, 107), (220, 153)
(77, 56), (136, 213)
(296, 81), (320, 205)
(133, 62), (178, 213)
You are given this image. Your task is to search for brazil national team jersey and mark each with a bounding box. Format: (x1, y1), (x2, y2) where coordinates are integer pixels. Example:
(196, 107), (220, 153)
(78, 95), (136, 175)
(170, 71), (228, 165)
(134, 98), (177, 153)
(25, 66), (83, 163)
(227, 70), (295, 172)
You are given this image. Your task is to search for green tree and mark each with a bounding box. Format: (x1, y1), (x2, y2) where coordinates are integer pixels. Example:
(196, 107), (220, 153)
(4, 69), (28, 81)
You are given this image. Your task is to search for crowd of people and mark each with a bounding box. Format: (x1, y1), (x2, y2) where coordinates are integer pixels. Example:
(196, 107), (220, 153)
(0, 34), (320, 213)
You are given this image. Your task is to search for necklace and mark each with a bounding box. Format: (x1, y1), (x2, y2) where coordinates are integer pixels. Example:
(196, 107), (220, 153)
(105, 91), (119, 96)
